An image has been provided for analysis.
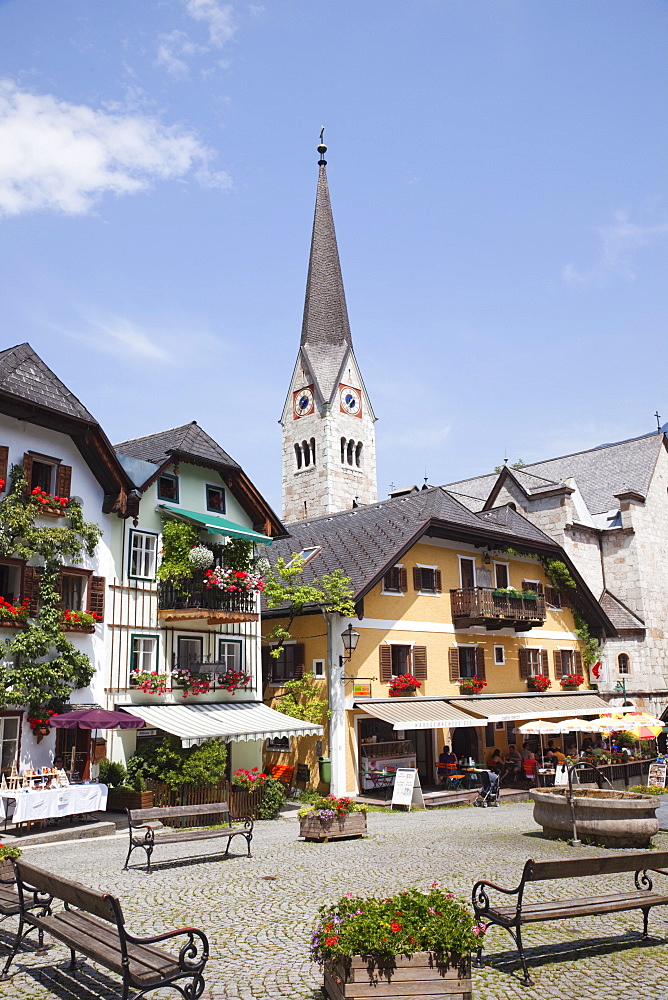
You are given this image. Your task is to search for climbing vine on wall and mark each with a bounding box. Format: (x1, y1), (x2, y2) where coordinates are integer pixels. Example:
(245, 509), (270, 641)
(0, 465), (101, 714)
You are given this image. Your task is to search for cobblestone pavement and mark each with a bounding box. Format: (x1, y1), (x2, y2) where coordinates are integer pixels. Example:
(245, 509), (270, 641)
(2, 803), (668, 999)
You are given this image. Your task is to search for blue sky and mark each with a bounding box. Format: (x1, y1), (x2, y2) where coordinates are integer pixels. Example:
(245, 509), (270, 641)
(0, 0), (666, 514)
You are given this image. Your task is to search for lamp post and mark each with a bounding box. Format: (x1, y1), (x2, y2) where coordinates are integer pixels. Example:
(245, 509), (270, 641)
(340, 624), (360, 660)
(615, 679), (633, 708)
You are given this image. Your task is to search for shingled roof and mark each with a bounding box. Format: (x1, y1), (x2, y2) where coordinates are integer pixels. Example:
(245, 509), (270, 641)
(299, 159), (353, 403)
(0, 343), (97, 423)
(446, 434), (665, 516)
(115, 422), (240, 470)
(599, 591), (645, 631)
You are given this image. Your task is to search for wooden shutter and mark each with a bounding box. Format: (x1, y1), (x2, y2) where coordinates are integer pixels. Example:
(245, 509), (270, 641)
(413, 646), (427, 680)
(292, 643), (305, 680)
(54, 569), (64, 609)
(88, 576), (105, 620)
(21, 566), (42, 617)
(399, 568), (407, 592)
(553, 649), (563, 679)
(261, 646), (272, 683)
(412, 567), (422, 591)
(0, 446), (8, 489)
(56, 464), (72, 499)
(22, 453), (33, 494)
(540, 649), (549, 676)
(522, 580), (543, 595)
(379, 645), (392, 682)
(475, 646), (486, 679)
(434, 570), (442, 593)
(574, 650), (583, 673)
(449, 647), (460, 682)
(519, 648), (530, 680)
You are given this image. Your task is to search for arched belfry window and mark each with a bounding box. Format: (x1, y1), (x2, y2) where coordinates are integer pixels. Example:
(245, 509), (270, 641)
(302, 441), (310, 467)
(618, 653), (630, 675)
(346, 440), (354, 466)
(294, 444), (302, 470)
(310, 438), (316, 465)
(355, 442), (363, 468)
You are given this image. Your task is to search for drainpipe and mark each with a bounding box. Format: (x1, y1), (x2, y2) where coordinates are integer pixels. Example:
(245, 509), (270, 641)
(326, 612), (346, 796)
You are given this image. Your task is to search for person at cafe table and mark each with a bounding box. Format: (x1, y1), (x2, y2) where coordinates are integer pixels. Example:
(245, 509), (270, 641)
(487, 748), (504, 773)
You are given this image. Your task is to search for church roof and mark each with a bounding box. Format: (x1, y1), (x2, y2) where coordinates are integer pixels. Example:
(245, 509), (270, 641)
(299, 157), (353, 403)
(115, 421), (241, 470)
(599, 590), (645, 631)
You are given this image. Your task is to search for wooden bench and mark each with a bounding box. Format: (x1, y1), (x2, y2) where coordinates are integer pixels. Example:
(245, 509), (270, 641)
(472, 851), (668, 986)
(124, 802), (253, 872)
(2, 858), (209, 997)
(0, 857), (46, 956)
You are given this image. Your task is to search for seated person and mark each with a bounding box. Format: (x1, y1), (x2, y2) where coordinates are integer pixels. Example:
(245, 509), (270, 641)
(521, 751), (538, 782)
(551, 748), (566, 763)
(438, 745), (458, 784)
(500, 746), (522, 783)
(487, 749), (504, 774)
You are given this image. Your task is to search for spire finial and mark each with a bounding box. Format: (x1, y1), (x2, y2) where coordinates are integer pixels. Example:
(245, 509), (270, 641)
(317, 126), (327, 166)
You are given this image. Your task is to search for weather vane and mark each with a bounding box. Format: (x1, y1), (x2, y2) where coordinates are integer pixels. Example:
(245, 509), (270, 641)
(317, 126), (327, 165)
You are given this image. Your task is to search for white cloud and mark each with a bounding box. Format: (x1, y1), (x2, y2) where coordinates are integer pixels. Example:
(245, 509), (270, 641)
(156, 30), (207, 79)
(156, 1), (236, 77)
(563, 209), (668, 286)
(185, 0), (236, 47)
(0, 79), (230, 218)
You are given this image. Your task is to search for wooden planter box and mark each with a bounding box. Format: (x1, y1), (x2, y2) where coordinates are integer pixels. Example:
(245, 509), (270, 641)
(62, 624), (96, 633)
(300, 811), (367, 842)
(107, 788), (154, 811)
(324, 953), (472, 1000)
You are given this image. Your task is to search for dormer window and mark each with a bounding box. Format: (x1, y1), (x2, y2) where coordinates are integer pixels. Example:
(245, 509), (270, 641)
(157, 473), (179, 503)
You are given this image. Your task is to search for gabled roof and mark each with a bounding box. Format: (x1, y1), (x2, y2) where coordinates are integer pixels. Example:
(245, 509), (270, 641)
(266, 487), (615, 635)
(599, 590), (645, 631)
(115, 421), (240, 469)
(0, 343), (96, 423)
(446, 434), (665, 517)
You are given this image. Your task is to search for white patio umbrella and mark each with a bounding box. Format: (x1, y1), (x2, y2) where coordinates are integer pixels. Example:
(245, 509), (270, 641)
(551, 718), (592, 754)
(517, 719), (562, 761)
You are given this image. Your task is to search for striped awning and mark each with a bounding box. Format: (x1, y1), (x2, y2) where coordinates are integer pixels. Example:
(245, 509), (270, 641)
(119, 702), (322, 748)
(448, 693), (614, 723)
(355, 699), (485, 730)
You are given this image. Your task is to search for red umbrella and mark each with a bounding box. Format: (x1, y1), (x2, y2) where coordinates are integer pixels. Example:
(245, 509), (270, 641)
(49, 709), (145, 730)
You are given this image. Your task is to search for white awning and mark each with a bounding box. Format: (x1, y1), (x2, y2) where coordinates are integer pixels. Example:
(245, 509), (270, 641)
(120, 702), (323, 748)
(356, 699), (484, 730)
(448, 693), (614, 723)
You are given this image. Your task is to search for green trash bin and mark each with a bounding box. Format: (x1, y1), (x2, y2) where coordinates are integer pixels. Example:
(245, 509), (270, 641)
(318, 755), (331, 784)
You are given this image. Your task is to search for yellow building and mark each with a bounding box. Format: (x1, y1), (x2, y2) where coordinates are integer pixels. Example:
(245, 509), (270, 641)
(262, 488), (616, 796)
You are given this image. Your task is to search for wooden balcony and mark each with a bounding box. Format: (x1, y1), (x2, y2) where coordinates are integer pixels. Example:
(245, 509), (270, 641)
(450, 587), (546, 632)
(157, 578), (258, 624)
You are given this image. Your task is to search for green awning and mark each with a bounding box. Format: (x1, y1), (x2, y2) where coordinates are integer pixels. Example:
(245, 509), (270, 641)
(157, 505), (273, 545)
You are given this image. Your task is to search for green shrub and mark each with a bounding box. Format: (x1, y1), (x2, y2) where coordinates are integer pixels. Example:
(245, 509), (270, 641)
(98, 759), (127, 787)
(257, 777), (286, 820)
(126, 736), (227, 790)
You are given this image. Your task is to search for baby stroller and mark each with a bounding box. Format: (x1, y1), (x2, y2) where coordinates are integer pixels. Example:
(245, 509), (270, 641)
(473, 769), (500, 807)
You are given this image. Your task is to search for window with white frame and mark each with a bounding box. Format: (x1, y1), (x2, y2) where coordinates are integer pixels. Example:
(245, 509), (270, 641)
(61, 572), (88, 612)
(312, 658), (325, 678)
(129, 530), (158, 580)
(178, 636), (203, 669)
(131, 635), (158, 676)
(494, 645), (505, 665)
(218, 639), (242, 671)
(618, 653), (630, 675)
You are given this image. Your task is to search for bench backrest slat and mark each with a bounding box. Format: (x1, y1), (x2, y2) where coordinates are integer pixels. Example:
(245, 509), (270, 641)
(525, 851), (668, 882)
(128, 802), (229, 823)
(13, 860), (118, 924)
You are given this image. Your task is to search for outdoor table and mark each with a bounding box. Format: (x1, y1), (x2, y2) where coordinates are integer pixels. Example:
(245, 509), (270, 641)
(361, 770), (394, 798)
(537, 768), (555, 787)
(0, 783), (108, 826)
(459, 767), (489, 789)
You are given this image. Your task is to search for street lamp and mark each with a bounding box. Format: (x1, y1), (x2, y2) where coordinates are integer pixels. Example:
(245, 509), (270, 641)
(341, 624), (360, 661)
(615, 679), (633, 708)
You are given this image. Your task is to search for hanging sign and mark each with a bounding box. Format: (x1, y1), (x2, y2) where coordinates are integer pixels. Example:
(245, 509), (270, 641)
(353, 683), (371, 697)
(647, 762), (667, 788)
(391, 768), (425, 810)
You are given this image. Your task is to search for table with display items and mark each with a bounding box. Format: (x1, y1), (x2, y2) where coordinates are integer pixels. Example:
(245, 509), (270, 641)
(0, 783), (108, 825)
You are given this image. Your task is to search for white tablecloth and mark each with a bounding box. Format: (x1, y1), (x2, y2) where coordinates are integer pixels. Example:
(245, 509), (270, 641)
(0, 783), (108, 823)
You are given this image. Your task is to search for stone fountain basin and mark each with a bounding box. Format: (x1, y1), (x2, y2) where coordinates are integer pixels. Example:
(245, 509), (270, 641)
(530, 787), (660, 848)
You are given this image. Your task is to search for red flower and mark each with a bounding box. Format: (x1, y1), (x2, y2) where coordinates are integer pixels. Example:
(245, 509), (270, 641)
(324, 936), (339, 947)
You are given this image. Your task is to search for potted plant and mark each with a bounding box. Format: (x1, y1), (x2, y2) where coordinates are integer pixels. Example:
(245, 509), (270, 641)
(388, 674), (421, 697)
(61, 608), (100, 632)
(131, 670), (170, 694)
(527, 674), (551, 692)
(27, 708), (58, 742)
(204, 566), (265, 594)
(560, 673), (585, 689)
(458, 676), (486, 695)
(311, 884), (482, 999)
(29, 486), (69, 516)
(298, 794), (367, 842)
(171, 667), (211, 697)
(0, 597), (30, 626)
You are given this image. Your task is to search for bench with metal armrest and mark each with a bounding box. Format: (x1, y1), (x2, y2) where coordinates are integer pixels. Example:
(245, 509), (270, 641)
(124, 801), (253, 872)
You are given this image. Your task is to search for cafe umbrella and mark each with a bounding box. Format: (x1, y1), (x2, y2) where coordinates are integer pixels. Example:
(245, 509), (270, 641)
(517, 719), (562, 761)
(49, 709), (145, 778)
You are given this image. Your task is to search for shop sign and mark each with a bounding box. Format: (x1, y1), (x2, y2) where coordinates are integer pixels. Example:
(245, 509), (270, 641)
(391, 768), (425, 810)
(648, 762), (667, 788)
(353, 682), (371, 697)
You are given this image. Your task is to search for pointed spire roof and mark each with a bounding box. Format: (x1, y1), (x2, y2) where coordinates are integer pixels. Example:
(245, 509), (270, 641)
(300, 139), (353, 402)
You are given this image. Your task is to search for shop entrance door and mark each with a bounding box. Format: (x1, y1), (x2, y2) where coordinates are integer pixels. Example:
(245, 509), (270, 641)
(452, 727), (480, 764)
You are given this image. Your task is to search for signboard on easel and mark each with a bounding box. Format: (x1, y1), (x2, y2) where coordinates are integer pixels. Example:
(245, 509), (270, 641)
(391, 768), (425, 810)
(648, 762), (667, 788)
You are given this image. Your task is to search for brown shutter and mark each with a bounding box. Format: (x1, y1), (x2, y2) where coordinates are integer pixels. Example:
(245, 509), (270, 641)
(399, 568), (407, 592)
(56, 464), (72, 499)
(574, 650), (583, 674)
(475, 646), (486, 680)
(21, 566), (42, 617)
(413, 567), (422, 591)
(261, 646), (273, 683)
(292, 643), (305, 680)
(22, 453), (33, 495)
(434, 570), (442, 593)
(449, 647), (460, 682)
(541, 649), (549, 676)
(553, 649), (563, 679)
(0, 446), (8, 489)
(88, 576), (105, 620)
(535, 582), (544, 595)
(54, 569), (64, 609)
(379, 645), (392, 682)
(519, 648), (530, 680)
(413, 646), (427, 680)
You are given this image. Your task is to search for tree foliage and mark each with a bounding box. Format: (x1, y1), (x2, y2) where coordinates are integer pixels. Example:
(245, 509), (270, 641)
(264, 554), (355, 655)
(126, 735), (228, 789)
(277, 672), (330, 724)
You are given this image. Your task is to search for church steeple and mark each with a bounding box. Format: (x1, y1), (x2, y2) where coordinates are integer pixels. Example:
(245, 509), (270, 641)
(280, 135), (377, 523)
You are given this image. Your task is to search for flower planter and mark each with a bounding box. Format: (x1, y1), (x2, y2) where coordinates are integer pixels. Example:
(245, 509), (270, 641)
(324, 953), (472, 1000)
(62, 624), (96, 634)
(300, 812), (367, 842)
(107, 788), (154, 812)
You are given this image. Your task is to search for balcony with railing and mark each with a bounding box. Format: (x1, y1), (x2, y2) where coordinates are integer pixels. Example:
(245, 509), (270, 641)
(450, 587), (546, 632)
(157, 576), (258, 623)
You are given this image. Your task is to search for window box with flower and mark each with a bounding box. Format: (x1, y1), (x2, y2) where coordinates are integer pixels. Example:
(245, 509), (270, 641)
(61, 609), (101, 633)
(459, 676), (486, 695)
(527, 674), (551, 692)
(0, 597), (30, 627)
(131, 670), (170, 694)
(388, 674), (421, 697)
(298, 795), (367, 842)
(29, 487), (70, 517)
(560, 673), (585, 689)
(312, 885), (481, 1000)
(204, 566), (265, 594)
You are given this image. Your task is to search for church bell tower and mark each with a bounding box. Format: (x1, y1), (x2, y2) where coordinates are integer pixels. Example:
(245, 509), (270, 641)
(280, 136), (377, 523)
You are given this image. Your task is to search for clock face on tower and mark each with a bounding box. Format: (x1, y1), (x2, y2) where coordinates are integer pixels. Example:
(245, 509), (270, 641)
(293, 386), (314, 419)
(339, 384), (362, 417)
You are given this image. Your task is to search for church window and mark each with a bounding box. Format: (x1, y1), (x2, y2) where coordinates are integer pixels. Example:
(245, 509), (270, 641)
(340, 438), (346, 463)
(310, 438), (316, 465)
(618, 653), (630, 675)
(302, 441), (310, 467)
(355, 442), (363, 467)
(294, 444), (302, 470)
(346, 440), (354, 465)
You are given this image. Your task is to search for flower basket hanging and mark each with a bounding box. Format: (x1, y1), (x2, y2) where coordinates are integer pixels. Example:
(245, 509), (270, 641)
(188, 545), (214, 571)
(388, 674), (421, 697)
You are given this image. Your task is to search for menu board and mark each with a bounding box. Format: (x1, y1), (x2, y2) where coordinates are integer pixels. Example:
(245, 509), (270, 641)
(391, 768), (425, 810)
(648, 762), (667, 788)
